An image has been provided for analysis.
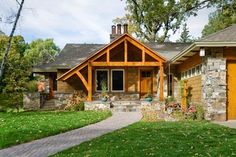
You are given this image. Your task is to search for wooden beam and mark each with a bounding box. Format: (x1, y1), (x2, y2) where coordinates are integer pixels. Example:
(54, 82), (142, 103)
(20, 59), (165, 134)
(62, 63), (88, 81)
(159, 62), (164, 101)
(107, 48), (110, 62)
(142, 47), (145, 63)
(145, 48), (162, 62)
(91, 62), (160, 67)
(138, 67), (140, 94)
(91, 49), (107, 62)
(76, 71), (88, 90)
(87, 62), (92, 101)
(125, 39), (128, 62)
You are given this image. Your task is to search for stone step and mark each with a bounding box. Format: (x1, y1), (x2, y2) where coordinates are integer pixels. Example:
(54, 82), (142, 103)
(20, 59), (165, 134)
(41, 99), (59, 110)
(111, 101), (142, 112)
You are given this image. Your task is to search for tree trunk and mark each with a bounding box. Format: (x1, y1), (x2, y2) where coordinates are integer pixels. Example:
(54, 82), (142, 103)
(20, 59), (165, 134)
(0, 0), (25, 80)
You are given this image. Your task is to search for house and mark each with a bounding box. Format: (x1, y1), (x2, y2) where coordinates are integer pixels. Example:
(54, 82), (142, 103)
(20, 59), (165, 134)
(33, 24), (236, 121)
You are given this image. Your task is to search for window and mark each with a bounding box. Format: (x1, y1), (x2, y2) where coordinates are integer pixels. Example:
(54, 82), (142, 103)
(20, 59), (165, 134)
(95, 70), (109, 91)
(192, 68), (196, 76)
(111, 69), (124, 91)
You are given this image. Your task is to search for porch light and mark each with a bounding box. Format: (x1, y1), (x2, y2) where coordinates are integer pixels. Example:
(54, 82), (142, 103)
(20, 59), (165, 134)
(200, 48), (205, 57)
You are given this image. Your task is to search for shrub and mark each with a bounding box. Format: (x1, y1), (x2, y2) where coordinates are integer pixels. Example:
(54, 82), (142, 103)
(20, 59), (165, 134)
(196, 104), (205, 120)
(64, 91), (86, 111)
(25, 80), (38, 92)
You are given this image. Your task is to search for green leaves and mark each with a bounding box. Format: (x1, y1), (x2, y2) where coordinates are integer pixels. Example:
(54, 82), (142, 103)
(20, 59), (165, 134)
(125, 0), (214, 42)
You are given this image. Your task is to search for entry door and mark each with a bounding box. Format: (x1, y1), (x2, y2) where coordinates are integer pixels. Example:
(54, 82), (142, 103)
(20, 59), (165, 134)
(227, 61), (236, 120)
(140, 70), (152, 96)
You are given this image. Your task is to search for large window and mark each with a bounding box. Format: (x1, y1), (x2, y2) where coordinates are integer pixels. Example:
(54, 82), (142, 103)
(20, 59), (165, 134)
(111, 69), (124, 91)
(95, 70), (109, 91)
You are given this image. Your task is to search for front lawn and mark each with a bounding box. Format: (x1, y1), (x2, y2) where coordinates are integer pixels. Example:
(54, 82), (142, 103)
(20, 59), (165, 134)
(53, 121), (236, 157)
(0, 111), (111, 149)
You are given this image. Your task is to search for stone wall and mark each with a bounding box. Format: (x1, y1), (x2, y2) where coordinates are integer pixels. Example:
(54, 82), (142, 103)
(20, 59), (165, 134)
(54, 92), (73, 108)
(202, 48), (227, 121)
(23, 92), (40, 110)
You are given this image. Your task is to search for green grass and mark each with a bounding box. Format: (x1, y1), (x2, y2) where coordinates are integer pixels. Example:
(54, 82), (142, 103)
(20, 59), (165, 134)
(53, 121), (236, 157)
(0, 111), (111, 149)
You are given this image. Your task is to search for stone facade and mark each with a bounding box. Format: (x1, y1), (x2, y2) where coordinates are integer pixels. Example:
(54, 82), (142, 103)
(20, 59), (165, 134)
(84, 101), (110, 110)
(23, 92), (40, 110)
(202, 48), (227, 121)
(54, 92), (73, 108)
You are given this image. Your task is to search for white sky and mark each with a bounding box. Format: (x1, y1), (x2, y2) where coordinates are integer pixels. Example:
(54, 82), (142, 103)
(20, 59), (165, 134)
(0, 0), (215, 48)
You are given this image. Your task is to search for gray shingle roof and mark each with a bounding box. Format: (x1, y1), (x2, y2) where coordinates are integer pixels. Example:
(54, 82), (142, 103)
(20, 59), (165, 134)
(33, 42), (191, 72)
(33, 44), (106, 72)
(145, 42), (191, 60)
(199, 24), (236, 42)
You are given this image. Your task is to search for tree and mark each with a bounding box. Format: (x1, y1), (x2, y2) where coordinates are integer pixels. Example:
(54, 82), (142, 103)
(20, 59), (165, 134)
(0, 30), (4, 36)
(0, 0), (25, 80)
(0, 35), (30, 108)
(125, 0), (218, 42)
(202, 0), (236, 37)
(24, 39), (60, 66)
(177, 23), (194, 43)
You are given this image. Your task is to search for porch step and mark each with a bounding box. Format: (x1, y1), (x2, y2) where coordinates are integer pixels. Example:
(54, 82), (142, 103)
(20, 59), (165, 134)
(41, 99), (60, 111)
(111, 101), (142, 112)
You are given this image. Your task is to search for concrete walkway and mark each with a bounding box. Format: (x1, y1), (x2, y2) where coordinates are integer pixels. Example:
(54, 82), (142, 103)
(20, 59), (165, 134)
(0, 112), (142, 157)
(213, 120), (236, 129)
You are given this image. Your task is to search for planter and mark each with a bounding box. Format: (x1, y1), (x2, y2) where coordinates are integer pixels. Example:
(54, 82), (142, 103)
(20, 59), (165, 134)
(145, 97), (153, 102)
(101, 97), (108, 102)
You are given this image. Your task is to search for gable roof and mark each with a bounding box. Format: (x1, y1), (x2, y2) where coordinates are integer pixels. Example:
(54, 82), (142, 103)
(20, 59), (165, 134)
(33, 41), (190, 73)
(57, 33), (167, 81)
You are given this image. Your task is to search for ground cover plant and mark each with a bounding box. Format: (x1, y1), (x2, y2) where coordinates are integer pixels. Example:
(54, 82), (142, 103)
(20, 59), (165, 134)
(53, 121), (236, 157)
(0, 111), (111, 149)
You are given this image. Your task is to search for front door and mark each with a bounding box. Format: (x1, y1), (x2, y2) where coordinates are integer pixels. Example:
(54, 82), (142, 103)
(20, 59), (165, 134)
(140, 70), (153, 97)
(227, 61), (236, 120)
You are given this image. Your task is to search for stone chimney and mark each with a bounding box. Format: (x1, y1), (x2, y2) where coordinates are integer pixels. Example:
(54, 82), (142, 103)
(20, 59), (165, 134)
(117, 24), (122, 35)
(123, 23), (128, 33)
(110, 24), (128, 42)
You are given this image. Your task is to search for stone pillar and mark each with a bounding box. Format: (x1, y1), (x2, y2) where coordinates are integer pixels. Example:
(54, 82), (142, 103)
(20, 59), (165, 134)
(202, 48), (227, 121)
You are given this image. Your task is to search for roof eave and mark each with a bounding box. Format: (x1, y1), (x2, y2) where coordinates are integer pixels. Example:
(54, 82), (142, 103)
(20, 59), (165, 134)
(170, 42), (236, 63)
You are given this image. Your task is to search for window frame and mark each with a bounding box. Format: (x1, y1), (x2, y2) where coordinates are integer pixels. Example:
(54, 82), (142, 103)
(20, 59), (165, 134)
(95, 69), (109, 92)
(111, 69), (125, 92)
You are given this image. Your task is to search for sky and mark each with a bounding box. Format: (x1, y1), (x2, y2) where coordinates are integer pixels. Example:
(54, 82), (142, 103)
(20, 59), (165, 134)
(0, 0), (215, 48)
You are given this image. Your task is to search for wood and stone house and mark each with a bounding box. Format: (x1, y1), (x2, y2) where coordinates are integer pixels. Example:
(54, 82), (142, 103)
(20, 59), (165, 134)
(33, 24), (236, 121)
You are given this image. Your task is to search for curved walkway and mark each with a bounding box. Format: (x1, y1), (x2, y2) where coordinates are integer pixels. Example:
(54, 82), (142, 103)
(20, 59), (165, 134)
(0, 112), (142, 157)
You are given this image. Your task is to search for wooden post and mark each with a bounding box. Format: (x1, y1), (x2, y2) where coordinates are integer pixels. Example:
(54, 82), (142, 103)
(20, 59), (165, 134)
(87, 62), (92, 101)
(160, 62), (164, 101)
(181, 80), (188, 111)
(124, 40), (128, 62)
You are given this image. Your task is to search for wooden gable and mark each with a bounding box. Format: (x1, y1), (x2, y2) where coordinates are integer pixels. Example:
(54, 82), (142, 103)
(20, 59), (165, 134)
(58, 34), (166, 81)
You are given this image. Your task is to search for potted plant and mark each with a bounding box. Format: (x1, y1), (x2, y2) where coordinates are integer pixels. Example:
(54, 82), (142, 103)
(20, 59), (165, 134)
(101, 80), (109, 102)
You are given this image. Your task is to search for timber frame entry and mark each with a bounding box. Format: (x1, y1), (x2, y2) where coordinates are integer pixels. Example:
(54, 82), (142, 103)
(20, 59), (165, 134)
(58, 34), (166, 101)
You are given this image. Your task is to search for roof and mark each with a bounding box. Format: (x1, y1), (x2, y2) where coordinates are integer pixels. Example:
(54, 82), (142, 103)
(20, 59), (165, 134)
(33, 44), (106, 72)
(145, 42), (191, 60)
(199, 24), (236, 42)
(171, 24), (236, 63)
(33, 37), (190, 73)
